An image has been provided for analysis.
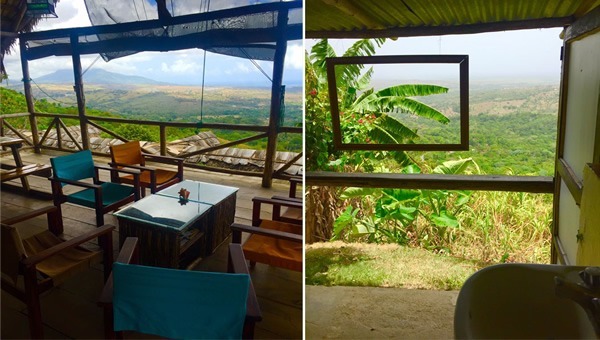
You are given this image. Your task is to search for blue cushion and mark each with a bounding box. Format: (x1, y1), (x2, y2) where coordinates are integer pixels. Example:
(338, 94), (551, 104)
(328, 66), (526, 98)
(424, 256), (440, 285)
(112, 262), (249, 339)
(67, 182), (134, 208)
(50, 150), (95, 186)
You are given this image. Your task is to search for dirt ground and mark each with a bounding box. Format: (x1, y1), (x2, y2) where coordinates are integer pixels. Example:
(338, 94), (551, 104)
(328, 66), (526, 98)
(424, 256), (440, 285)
(306, 285), (458, 339)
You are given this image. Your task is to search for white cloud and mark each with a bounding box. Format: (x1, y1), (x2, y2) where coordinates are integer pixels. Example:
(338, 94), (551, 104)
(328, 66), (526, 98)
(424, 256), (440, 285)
(28, 57), (73, 78)
(36, 0), (91, 30)
(2, 0), (304, 86)
(161, 59), (202, 74)
(285, 43), (304, 70)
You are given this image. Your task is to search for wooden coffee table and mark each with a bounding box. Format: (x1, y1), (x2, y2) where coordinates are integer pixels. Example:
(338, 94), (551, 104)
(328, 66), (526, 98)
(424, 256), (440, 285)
(114, 180), (238, 268)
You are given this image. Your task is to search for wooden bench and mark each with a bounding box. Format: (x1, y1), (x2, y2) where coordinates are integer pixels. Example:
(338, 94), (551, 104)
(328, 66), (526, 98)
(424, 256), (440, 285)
(1, 163), (52, 183)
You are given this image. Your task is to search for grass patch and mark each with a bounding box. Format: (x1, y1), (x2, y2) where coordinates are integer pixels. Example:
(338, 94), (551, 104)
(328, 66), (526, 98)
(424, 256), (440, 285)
(306, 241), (487, 290)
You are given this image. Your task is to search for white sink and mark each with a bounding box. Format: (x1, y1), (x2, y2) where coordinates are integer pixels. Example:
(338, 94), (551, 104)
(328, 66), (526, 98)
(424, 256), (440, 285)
(454, 263), (599, 339)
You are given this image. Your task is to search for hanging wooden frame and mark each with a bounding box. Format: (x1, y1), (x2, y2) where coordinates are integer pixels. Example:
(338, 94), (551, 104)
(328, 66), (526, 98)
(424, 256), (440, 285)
(326, 54), (469, 151)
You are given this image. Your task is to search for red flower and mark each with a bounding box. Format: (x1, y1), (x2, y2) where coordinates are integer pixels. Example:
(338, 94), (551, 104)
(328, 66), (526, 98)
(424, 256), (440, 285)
(309, 89), (317, 96)
(358, 119), (363, 124)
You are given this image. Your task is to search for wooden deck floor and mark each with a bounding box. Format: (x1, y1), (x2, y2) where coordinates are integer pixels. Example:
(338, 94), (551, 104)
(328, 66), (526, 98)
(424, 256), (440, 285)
(1, 149), (302, 339)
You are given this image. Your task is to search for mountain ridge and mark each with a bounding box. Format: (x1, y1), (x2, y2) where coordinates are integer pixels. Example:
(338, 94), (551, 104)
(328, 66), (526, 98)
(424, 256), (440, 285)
(34, 69), (172, 85)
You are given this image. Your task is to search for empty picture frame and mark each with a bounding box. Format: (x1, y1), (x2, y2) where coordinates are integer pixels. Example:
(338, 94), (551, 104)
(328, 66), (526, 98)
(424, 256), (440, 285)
(326, 54), (469, 151)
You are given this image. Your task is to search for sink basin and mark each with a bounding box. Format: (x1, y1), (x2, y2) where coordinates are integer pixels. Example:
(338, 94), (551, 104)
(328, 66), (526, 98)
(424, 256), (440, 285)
(454, 263), (598, 339)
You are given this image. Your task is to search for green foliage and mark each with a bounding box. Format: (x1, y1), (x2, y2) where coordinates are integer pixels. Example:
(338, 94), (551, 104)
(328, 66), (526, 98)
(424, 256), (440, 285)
(305, 241), (484, 290)
(1, 86), (301, 152)
(305, 39), (450, 171)
(417, 112), (556, 175)
(113, 124), (156, 142)
(305, 53), (334, 170)
(332, 159), (477, 250)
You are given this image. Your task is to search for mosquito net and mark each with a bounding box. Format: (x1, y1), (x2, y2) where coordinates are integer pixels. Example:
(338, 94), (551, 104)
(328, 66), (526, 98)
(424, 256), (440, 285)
(23, 0), (302, 62)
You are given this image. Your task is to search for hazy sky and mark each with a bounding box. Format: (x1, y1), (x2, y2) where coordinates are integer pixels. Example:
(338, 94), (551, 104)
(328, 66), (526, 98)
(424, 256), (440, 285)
(3, 0), (303, 86)
(307, 27), (564, 84)
(4, 2), (564, 88)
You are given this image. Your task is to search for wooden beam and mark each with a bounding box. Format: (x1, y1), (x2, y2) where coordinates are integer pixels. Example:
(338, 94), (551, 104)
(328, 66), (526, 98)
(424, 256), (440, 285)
(263, 8), (289, 188)
(24, 28), (303, 61)
(155, 0), (171, 21)
(306, 172), (554, 193)
(33, 113), (302, 134)
(306, 16), (575, 39)
(70, 34), (89, 150)
(551, 36), (571, 264)
(326, 54), (469, 151)
(563, 5), (600, 42)
(18, 39), (40, 153)
(0, 31), (18, 38)
(595, 84), (600, 164)
(556, 158), (583, 205)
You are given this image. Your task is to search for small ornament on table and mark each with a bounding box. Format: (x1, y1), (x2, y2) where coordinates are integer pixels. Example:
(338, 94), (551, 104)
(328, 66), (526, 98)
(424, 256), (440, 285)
(178, 188), (190, 204)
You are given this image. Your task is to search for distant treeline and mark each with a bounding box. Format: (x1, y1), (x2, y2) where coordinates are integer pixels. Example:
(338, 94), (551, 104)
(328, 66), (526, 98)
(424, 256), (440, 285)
(0, 87), (302, 152)
(410, 112), (557, 176)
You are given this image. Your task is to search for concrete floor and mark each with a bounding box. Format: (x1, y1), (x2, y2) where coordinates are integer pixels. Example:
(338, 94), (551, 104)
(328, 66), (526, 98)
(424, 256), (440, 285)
(306, 285), (459, 339)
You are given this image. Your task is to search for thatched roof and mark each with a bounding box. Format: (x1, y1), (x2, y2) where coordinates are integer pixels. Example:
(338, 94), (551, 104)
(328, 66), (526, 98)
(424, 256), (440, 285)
(0, 0), (58, 77)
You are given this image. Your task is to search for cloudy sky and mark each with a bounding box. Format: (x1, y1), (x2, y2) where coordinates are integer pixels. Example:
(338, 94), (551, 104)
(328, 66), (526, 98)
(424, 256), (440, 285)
(3, 0), (304, 86)
(4, 1), (564, 88)
(307, 27), (564, 84)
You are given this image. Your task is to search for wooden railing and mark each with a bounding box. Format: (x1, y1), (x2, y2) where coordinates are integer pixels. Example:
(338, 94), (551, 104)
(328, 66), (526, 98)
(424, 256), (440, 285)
(306, 171), (554, 193)
(0, 112), (302, 180)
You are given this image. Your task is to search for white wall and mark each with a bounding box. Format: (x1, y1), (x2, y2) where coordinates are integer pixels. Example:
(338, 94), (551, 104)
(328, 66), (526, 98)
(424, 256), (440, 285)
(558, 29), (600, 263)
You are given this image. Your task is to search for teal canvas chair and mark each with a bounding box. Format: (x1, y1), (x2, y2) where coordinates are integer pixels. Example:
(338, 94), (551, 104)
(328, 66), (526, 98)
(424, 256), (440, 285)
(49, 150), (140, 227)
(99, 238), (262, 339)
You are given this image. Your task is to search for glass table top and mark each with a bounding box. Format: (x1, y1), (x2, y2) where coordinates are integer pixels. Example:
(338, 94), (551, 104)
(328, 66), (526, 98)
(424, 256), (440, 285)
(157, 180), (238, 205)
(114, 194), (212, 231)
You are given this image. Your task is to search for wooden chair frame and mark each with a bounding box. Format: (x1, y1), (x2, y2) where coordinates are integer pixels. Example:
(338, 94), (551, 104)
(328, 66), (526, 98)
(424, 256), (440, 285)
(50, 161), (140, 227)
(1, 206), (114, 339)
(272, 177), (303, 224)
(231, 197), (302, 271)
(109, 141), (184, 196)
(98, 238), (262, 339)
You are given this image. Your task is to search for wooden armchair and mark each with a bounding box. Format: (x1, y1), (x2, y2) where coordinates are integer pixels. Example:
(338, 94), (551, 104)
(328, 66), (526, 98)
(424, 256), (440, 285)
(271, 176), (303, 224)
(287, 176), (302, 199)
(99, 237), (262, 339)
(109, 141), (184, 196)
(1, 206), (114, 339)
(231, 197), (302, 272)
(49, 150), (140, 227)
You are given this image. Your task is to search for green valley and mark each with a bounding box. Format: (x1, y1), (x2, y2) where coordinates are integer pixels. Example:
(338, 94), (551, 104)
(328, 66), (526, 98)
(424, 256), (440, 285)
(1, 85), (302, 151)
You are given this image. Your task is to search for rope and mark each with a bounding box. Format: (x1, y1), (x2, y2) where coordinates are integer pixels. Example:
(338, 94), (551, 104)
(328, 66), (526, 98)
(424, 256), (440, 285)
(198, 0), (210, 123)
(29, 78), (77, 106)
(239, 48), (273, 83)
(140, 0), (148, 20)
(132, 0), (141, 21)
(82, 55), (101, 76)
(199, 50), (207, 122)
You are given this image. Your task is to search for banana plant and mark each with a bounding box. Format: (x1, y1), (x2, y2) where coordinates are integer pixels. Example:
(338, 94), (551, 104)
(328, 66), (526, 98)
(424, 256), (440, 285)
(306, 38), (451, 170)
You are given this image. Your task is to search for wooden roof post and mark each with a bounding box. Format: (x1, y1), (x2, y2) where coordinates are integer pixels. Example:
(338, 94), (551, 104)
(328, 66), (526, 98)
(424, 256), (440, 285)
(70, 34), (89, 150)
(262, 8), (289, 188)
(19, 38), (40, 153)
